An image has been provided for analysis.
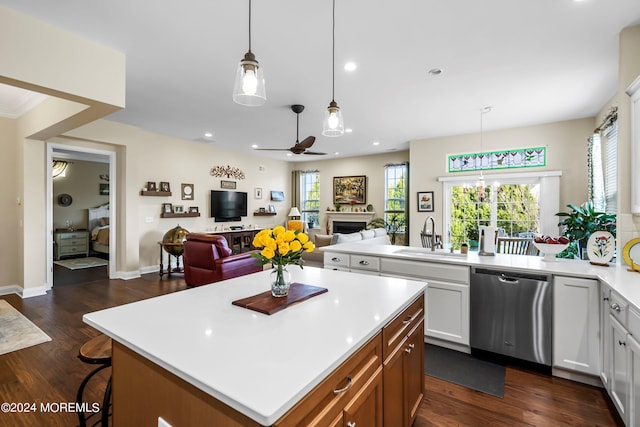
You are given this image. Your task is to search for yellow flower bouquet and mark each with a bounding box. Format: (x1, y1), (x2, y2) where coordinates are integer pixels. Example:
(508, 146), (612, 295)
(251, 226), (315, 297)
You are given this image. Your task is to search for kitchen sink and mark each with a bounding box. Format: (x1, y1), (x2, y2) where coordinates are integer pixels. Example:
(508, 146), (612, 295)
(394, 248), (468, 258)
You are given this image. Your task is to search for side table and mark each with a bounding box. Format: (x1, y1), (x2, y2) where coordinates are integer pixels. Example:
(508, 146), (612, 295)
(158, 242), (184, 278)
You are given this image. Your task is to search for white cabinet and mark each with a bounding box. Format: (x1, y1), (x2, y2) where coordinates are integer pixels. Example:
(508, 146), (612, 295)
(379, 258), (470, 350)
(610, 314), (630, 422)
(628, 334), (640, 427)
(553, 276), (600, 375)
(626, 74), (640, 215)
(323, 251), (350, 271)
(601, 286), (612, 390)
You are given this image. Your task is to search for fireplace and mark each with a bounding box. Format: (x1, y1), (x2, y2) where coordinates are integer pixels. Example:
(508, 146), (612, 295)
(333, 221), (367, 234)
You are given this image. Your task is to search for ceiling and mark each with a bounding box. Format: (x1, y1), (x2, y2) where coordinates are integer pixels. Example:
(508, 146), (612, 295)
(2, 0), (640, 161)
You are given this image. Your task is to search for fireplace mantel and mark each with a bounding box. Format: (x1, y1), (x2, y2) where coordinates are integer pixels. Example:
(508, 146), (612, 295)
(325, 211), (376, 234)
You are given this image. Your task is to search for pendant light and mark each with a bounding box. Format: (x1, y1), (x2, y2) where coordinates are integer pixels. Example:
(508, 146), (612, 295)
(476, 106), (492, 202)
(233, 0), (266, 107)
(322, 0), (344, 137)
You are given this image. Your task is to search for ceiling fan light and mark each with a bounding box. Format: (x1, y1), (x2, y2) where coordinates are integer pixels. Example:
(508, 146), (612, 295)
(233, 51), (266, 106)
(322, 100), (344, 137)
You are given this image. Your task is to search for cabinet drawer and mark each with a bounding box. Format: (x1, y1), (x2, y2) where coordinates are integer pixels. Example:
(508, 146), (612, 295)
(59, 239), (88, 249)
(58, 232), (88, 240)
(275, 332), (382, 427)
(349, 255), (379, 272)
(609, 291), (628, 326)
(324, 252), (350, 268)
(628, 305), (640, 339)
(60, 245), (88, 255)
(382, 295), (425, 361)
(380, 258), (469, 284)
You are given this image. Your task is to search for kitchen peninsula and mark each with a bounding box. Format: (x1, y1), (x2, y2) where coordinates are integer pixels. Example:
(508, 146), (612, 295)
(83, 268), (426, 426)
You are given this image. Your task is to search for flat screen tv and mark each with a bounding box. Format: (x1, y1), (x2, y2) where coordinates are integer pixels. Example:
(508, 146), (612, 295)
(210, 190), (247, 222)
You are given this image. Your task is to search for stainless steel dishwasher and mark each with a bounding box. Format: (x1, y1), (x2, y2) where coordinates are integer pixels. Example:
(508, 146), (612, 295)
(470, 267), (552, 366)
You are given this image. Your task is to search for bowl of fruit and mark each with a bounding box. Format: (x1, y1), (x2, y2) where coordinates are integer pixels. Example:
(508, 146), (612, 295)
(532, 236), (570, 261)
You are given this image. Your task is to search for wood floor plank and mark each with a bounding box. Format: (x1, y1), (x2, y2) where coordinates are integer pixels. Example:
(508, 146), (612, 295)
(0, 266), (624, 426)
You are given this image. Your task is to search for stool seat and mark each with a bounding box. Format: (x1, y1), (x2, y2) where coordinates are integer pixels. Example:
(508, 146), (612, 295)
(79, 334), (112, 364)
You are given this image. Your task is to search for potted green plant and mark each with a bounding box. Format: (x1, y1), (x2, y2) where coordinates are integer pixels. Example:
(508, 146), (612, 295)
(556, 202), (616, 259)
(367, 215), (405, 245)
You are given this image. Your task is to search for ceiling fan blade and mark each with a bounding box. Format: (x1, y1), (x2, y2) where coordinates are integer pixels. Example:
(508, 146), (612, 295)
(254, 148), (293, 152)
(297, 136), (316, 149)
(303, 151), (327, 155)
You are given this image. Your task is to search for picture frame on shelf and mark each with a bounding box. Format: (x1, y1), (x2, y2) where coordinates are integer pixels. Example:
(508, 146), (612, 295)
(189, 206), (199, 213)
(159, 181), (171, 192)
(270, 190), (285, 201)
(173, 205), (185, 214)
(147, 181), (157, 192)
(259, 207), (266, 213)
(255, 187), (263, 199)
(99, 183), (109, 195)
(162, 203), (173, 214)
(221, 180), (236, 189)
(268, 204), (276, 213)
(333, 175), (366, 204)
(417, 191), (434, 212)
(181, 183), (194, 200)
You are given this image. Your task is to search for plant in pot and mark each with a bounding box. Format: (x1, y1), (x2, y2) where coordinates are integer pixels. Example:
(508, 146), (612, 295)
(555, 202), (616, 259)
(367, 215), (405, 245)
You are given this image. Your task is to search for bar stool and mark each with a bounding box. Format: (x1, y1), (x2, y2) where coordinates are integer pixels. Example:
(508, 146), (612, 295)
(76, 334), (112, 427)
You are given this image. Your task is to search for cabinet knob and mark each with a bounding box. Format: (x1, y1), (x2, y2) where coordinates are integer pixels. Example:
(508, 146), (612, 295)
(331, 257), (341, 262)
(359, 260), (369, 265)
(405, 347), (412, 354)
(611, 303), (621, 312)
(347, 422), (356, 427)
(403, 315), (414, 324)
(333, 375), (353, 395)
(619, 340), (627, 347)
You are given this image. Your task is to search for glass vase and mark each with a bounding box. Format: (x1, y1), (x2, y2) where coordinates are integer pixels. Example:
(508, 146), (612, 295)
(271, 265), (291, 297)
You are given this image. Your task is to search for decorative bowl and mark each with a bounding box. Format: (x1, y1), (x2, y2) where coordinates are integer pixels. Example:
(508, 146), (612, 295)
(532, 242), (569, 262)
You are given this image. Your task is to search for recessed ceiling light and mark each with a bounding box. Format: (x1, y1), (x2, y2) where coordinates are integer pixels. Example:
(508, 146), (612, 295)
(428, 68), (443, 76)
(344, 62), (357, 71)
(286, 153), (293, 156)
(204, 132), (213, 138)
(334, 152), (340, 155)
(345, 128), (353, 133)
(373, 141), (380, 146)
(251, 144), (258, 149)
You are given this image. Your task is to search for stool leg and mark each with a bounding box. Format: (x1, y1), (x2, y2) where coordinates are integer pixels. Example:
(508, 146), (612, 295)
(101, 375), (112, 427)
(76, 364), (110, 427)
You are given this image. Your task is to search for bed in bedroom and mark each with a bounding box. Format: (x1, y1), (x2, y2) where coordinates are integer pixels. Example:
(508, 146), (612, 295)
(88, 203), (110, 256)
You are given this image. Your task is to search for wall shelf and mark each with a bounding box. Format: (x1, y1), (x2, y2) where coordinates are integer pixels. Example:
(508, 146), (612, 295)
(253, 212), (276, 216)
(161, 213), (200, 218)
(141, 191), (172, 196)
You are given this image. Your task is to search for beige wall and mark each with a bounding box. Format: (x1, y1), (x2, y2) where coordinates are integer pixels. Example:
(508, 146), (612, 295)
(596, 25), (640, 256)
(0, 117), (18, 289)
(409, 118), (593, 246)
(291, 151), (410, 234)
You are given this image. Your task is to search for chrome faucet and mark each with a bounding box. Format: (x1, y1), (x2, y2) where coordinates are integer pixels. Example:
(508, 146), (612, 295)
(425, 216), (436, 251)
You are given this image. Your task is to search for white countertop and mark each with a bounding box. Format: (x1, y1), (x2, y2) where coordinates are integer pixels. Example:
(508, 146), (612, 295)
(83, 267), (426, 425)
(324, 243), (640, 308)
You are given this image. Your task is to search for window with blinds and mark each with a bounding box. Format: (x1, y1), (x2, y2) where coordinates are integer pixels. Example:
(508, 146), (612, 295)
(603, 123), (618, 214)
(300, 171), (320, 227)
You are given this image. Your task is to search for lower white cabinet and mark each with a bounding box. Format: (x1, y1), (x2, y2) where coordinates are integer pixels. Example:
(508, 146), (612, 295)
(628, 334), (640, 427)
(601, 286), (612, 389)
(424, 279), (469, 346)
(610, 314), (630, 422)
(553, 276), (600, 375)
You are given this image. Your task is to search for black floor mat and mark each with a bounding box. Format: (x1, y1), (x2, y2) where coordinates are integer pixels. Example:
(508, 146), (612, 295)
(424, 344), (506, 398)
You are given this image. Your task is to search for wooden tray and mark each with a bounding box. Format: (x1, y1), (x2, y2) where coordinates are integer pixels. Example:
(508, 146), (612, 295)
(232, 283), (328, 315)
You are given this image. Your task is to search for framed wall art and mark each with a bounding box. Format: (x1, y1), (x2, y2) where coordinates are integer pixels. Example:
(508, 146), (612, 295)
(270, 190), (285, 201)
(417, 191), (434, 212)
(162, 203), (173, 214)
(333, 175), (366, 204)
(99, 183), (109, 195)
(159, 181), (171, 192)
(255, 187), (263, 199)
(221, 180), (236, 189)
(181, 183), (194, 200)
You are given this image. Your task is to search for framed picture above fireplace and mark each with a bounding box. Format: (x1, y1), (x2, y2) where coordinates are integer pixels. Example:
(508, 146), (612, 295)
(333, 175), (366, 204)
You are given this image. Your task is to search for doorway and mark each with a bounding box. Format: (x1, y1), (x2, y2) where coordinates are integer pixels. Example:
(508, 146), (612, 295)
(46, 143), (117, 290)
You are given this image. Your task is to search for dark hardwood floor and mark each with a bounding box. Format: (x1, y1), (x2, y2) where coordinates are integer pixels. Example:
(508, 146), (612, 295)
(0, 267), (623, 426)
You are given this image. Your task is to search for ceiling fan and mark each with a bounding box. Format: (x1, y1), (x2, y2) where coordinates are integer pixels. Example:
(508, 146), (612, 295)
(256, 104), (327, 155)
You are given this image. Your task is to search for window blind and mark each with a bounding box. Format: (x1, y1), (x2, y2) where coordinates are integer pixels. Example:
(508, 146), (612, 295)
(604, 123), (618, 214)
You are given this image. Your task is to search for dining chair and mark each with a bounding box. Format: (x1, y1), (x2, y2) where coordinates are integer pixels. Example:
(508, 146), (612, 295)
(496, 237), (534, 255)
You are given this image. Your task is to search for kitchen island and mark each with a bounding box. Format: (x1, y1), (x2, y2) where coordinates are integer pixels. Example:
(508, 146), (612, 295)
(83, 267), (426, 426)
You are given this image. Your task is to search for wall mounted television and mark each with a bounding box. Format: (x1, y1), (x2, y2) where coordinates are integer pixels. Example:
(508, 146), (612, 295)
(210, 190), (247, 222)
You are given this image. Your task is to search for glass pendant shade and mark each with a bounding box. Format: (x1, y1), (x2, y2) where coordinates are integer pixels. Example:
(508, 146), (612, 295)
(322, 100), (344, 137)
(233, 51), (266, 106)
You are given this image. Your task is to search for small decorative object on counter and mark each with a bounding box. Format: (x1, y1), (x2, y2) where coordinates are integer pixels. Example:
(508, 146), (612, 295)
(460, 243), (469, 254)
(251, 226), (315, 297)
(586, 231), (615, 266)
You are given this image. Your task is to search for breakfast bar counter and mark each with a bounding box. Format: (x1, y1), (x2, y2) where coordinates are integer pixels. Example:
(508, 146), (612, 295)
(83, 267), (426, 426)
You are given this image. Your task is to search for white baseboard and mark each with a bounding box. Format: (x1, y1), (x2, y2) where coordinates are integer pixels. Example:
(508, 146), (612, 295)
(139, 265), (159, 276)
(552, 367), (603, 387)
(424, 336), (471, 354)
(0, 285), (22, 297)
(21, 285), (47, 299)
(114, 270), (142, 280)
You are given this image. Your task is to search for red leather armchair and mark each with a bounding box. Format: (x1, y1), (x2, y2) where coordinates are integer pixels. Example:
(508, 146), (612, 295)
(182, 233), (263, 287)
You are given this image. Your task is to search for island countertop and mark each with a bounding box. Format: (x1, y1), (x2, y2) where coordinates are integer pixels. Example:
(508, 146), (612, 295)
(83, 267), (426, 425)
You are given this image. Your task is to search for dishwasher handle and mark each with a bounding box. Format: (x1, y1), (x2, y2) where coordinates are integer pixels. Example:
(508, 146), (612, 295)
(498, 274), (519, 284)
